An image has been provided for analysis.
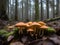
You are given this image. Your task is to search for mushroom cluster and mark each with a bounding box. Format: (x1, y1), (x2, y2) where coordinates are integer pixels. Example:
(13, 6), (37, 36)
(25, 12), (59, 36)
(15, 21), (50, 38)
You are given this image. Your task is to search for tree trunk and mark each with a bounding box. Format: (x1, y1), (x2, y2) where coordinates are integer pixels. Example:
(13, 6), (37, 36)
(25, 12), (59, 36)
(41, 0), (43, 20)
(29, 0), (31, 21)
(25, 0), (29, 22)
(52, 0), (55, 18)
(35, 0), (39, 21)
(15, 0), (18, 21)
(22, 0), (23, 21)
(56, 0), (59, 17)
(46, 0), (49, 19)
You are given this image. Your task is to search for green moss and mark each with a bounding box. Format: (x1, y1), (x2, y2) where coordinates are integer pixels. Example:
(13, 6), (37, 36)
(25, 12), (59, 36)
(0, 30), (8, 35)
(46, 27), (56, 33)
(13, 28), (19, 39)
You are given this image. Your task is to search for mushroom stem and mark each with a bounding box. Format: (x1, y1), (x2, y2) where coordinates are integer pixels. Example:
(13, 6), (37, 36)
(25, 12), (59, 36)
(30, 32), (32, 36)
(19, 27), (21, 34)
(39, 30), (41, 37)
(34, 27), (36, 34)
(21, 28), (23, 34)
(40, 30), (44, 37)
(19, 27), (23, 34)
(35, 34), (37, 39)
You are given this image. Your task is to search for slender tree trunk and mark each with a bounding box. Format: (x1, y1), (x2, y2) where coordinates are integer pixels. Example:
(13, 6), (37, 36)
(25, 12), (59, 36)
(25, 0), (29, 22)
(15, 0), (18, 21)
(52, 0), (55, 18)
(41, 0), (43, 20)
(7, 0), (9, 19)
(29, 0), (31, 21)
(22, 0), (23, 21)
(46, 0), (49, 19)
(56, 0), (59, 17)
(35, 0), (39, 21)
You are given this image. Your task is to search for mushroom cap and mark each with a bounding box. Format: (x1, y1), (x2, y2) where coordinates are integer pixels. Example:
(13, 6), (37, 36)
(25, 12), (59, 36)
(8, 25), (15, 29)
(27, 22), (32, 25)
(30, 22), (41, 27)
(25, 22), (33, 28)
(15, 22), (26, 27)
(38, 21), (46, 26)
(40, 25), (49, 29)
(25, 23), (30, 27)
(27, 28), (34, 32)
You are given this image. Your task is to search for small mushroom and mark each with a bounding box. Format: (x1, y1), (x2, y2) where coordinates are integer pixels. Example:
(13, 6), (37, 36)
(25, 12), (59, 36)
(30, 22), (41, 32)
(40, 25), (49, 29)
(27, 28), (34, 37)
(25, 22), (32, 28)
(27, 22), (33, 25)
(15, 22), (27, 34)
(29, 22), (41, 39)
(27, 28), (34, 32)
(38, 21), (46, 26)
(39, 25), (49, 37)
(7, 25), (15, 32)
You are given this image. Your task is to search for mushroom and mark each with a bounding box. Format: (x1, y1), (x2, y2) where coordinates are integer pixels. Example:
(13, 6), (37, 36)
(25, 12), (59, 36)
(37, 21), (48, 37)
(27, 22), (33, 25)
(27, 28), (34, 36)
(7, 25), (15, 32)
(27, 28), (34, 32)
(8, 25), (15, 29)
(30, 22), (41, 30)
(25, 21), (32, 28)
(29, 22), (41, 39)
(40, 25), (49, 29)
(15, 22), (27, 34)
(38, 21), (46, 26)
(39, 25), (49, 37)
(25, 22), (33, 36)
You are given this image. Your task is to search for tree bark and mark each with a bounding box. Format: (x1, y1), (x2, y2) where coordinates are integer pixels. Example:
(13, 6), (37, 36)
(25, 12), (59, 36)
(52, 0), (55, 18)
(56, 0), (59, 17)
(22, 0), (23, 21)
(46, 0), (49, 19)
(15, 0), (18, 21)
(25, 0), (29, 22)
(35, 0), (39, 21)
(41, 0), (43, 20)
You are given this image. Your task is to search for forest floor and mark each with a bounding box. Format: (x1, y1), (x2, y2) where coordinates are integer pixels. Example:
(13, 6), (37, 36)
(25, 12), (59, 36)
(0, 20), (60, 45)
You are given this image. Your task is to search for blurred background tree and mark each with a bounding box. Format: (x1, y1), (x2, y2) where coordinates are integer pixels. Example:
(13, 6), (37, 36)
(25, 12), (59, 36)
(0, 0), (60, 21)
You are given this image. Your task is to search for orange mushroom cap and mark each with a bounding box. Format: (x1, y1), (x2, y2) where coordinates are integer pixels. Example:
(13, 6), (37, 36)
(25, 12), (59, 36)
(27, 28), (34, 32)
(25, 22), (33, 28)
(40, 25), (49, 29)
(8, 25), (15, 29)
(27, 22), (32, 25)
(15, 22), (26, 27)
(38, 21), (46, 26)
(30, 22), (41, 27)
(25, 23), (30, 28)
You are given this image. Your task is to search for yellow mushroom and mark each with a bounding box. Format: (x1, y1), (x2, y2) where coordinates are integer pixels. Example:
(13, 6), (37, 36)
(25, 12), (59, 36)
(39, 25), (49, 37)
(27, 22), (33, 25)
(27, 28), (34, 37)
(7, 25), (15, 32)
(29, 22), (41, 39)
(30, 22), (41, 32)
(25, 22), (32, 28)
(38, 21), (46, 26)
(15, 22), (27, 34)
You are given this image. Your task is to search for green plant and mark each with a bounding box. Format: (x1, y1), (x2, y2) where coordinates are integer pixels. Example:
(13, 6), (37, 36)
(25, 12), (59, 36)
(47, 27), (55, 31)
(46, 27), (56, 34)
